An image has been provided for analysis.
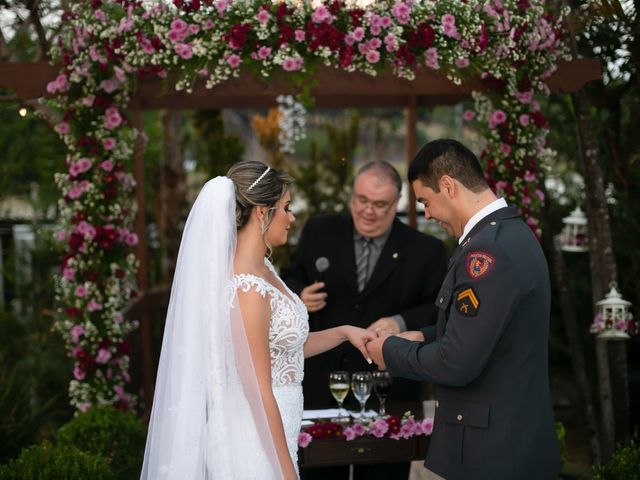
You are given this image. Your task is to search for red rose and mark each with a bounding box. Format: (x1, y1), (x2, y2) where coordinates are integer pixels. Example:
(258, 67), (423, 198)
(530, 111), (548, 128)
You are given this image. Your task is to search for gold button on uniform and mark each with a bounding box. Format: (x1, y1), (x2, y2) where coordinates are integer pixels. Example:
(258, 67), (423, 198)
(457, 414), (463, 421)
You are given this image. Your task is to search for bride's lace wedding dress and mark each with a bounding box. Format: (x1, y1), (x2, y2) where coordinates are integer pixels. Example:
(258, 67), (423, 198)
(234, 258), (310, 473)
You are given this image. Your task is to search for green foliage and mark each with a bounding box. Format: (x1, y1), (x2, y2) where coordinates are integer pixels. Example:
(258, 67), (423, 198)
(294, 110), (360, 217)
(57, 407), (146, 480)
(592, 441), (640, 480)
(555, 421), (570, 464)
(0, 102), (66, 208)
(186, 110), (245, 177)
(0, 309), (71, 464)
(0, 442), (114, 480)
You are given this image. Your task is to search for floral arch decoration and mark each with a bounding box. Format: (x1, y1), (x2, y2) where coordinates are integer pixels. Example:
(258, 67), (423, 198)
(47, 0), (568, 411)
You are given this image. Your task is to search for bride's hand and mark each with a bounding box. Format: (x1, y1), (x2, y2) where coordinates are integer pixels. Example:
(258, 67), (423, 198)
(341, 325), (377, 364)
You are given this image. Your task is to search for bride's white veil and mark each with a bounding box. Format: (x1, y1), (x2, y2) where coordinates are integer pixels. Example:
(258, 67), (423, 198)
(141, 177), (282, 479)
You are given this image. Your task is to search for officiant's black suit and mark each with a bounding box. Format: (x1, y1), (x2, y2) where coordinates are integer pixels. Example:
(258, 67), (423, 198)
(383, 207), (562, 479)
(283, 214), (446, 408)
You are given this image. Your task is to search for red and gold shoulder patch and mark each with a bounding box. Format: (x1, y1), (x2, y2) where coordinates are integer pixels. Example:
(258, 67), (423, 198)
(456, 287), (480, 316)
(466, 251), (495, 280)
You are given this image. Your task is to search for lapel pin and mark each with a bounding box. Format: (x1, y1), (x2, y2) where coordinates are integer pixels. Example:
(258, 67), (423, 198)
(392, 252), (398, 259)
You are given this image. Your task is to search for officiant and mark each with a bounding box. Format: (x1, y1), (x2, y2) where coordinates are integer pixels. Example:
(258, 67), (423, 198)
(283, 161), (446, 480)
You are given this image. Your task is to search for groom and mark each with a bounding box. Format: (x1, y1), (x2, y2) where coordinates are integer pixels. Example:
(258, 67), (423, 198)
(366, 139), (561, 479)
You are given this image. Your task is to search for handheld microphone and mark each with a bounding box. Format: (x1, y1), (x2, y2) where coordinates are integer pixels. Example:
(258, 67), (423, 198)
(314, 257), (330, 285)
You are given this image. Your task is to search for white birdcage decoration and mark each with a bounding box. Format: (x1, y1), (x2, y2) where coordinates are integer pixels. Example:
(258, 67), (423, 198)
(560, 206), (588, 252)
(590, 283), (636, 340)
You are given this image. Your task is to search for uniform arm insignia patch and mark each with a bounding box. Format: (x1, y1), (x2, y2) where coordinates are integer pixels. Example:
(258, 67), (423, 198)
(455, 287), (480, 316)
(466, 251), (495, 279)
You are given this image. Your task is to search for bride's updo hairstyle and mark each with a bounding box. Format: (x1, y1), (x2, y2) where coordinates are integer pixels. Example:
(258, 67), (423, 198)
(227, 161), (293, 233)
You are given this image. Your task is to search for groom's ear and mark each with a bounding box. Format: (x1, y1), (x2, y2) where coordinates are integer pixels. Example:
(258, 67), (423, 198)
(439, 175), (456, 198)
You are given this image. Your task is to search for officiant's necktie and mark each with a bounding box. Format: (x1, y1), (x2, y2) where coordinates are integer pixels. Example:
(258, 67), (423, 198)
(356, 237), (372, 291)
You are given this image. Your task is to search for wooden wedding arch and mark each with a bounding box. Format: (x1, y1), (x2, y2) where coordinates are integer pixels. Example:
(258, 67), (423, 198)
(0, 58), (601, 414)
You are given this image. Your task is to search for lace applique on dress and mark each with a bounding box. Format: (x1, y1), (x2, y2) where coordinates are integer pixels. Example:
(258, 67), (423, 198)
(233, 259), (309, 387)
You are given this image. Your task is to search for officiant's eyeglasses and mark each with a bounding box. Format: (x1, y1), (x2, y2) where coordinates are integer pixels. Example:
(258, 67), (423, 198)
(352, 193), (398, 214)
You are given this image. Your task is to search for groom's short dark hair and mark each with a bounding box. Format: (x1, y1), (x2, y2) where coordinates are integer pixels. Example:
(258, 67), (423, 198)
(408, 139), (487, 193)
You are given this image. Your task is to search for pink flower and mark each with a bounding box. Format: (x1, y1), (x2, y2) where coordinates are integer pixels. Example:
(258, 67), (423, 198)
(500, 143), (512, 156)
(102, 138), (116, 151)
(535, 189), (545, 201)
(76, 157), (92, 173)
(495, 180), (508, 192)
(216, 0), (230, 14)
(74, 365), (86, 380)
(515, 90), (533, 104)
(55, 122), (70, 135)
(118, 17), (134, 33)
(125, 232), (139, 246)
(203, 19), (214, 30)
(115, 313), (124, 324)
(70, 325), (84, 343)
(295, 30), (306, 42)
(370, 419), (390, 438)
(46, 74), (69, 93)
(96, 348), (112, 364)
(351, 423), (366, 436)
(256, 9), (270, 24)
(443, 23), (458, 38)
(298, 432), (313, 448)
(78, 402), (91, 412)
(425, 48), (439, 69)
(68, 186), (83, 199)
(392, 2), (410, 24)
(75, 285), (87, 298)
(88, 300), (103, 312)
(522, 195), (532, 205)
(95, 9), (106, 21)
(104, 107), (122, 130)
(366, 50), (380, 64)
(352, 27), (365, 42)
(76, 221), (96, 238)
(100, 78), (118, 93)
(226, 54), (241, 69)
(122, 369), (131, 382)
(442, 14), (456, 26)
(455, 58), (469, 68)
(198, 68), (209, 76)
(188, 24), (200, 34)
(174, 43), (193, 60)
(63, 267), (76, 281)
(171, 18), (188, 33)
(519, 114), (530, 126)
(282, 56), (303, 72)
(257, 46), (272, 60)
(489, 110), (507, 129)
(57, 230), (67, 241)
(343, 427), (357, 441)
(463, 110), (475, 121)
(312, 5), (331, 24)
(113, 66), (126, 82)
(420, 417), (434, 435)
(82, 95), (95, 107)
(380, 15), (392, 28)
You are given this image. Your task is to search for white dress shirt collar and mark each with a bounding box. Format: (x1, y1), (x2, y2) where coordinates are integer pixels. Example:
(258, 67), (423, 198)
(458, 197), (508, 245)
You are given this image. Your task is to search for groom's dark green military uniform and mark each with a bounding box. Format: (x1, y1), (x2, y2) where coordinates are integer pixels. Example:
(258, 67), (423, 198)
(383, 206), (561, 480)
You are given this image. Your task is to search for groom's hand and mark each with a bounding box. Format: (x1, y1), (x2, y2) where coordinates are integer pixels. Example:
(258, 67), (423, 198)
(365, 331), (391, 370)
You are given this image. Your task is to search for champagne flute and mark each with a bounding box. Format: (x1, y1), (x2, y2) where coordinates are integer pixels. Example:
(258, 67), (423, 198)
(372, 370), (392, 417)
(351, 371), (373, 419)
(329, 371), (350, 422)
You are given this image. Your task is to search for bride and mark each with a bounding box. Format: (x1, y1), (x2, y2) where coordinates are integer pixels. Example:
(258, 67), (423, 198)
(141, 161), (375, 479)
